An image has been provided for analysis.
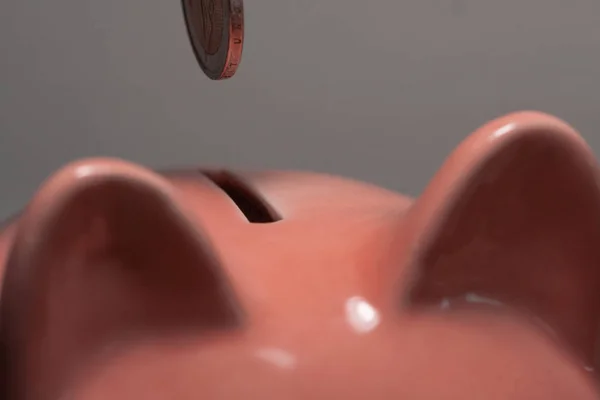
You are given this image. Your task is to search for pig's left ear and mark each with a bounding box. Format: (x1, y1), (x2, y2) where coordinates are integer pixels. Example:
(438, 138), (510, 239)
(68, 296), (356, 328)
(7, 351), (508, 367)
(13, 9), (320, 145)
(0, 158), (242, 398)
(402, 112), (600, 369)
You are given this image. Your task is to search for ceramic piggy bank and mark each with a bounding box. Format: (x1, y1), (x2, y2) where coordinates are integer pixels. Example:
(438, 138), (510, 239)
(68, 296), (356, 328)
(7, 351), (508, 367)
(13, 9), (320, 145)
(1, 111), (600, 399)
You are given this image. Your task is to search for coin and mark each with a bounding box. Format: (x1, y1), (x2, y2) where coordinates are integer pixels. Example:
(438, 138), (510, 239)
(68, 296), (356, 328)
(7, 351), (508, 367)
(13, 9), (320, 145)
(182, 0), (244, 80)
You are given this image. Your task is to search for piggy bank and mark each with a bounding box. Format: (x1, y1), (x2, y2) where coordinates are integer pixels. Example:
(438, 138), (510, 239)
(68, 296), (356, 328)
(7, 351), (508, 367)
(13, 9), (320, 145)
(1, 111), (599, 399)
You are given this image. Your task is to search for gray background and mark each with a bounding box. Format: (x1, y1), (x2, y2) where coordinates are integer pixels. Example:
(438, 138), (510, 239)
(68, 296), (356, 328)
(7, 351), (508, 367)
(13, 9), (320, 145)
(1, 0), (599, 218)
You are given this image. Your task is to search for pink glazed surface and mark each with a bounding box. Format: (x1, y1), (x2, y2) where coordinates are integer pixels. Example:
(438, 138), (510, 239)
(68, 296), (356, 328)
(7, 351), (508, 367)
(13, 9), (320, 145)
(0, 111), (599, 399)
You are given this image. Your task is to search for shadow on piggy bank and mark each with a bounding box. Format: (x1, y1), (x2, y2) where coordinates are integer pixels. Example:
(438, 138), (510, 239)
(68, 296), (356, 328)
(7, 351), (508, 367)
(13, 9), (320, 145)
(1, 111), (599, 399)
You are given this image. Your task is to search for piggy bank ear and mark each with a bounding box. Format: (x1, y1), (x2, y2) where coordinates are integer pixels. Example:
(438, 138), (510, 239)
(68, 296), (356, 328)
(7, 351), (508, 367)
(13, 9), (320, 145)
(403, 112), (600, 370)
(0, 158), (242, 399)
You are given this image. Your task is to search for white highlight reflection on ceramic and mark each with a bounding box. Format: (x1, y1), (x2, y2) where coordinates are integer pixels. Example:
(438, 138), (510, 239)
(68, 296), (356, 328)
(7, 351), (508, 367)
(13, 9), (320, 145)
(439, 293), (503, 310)
(465, 292), (503, 307)
(345, 296), (381, 334)
(255, 347), (297, 370)
(74, 165), (97, 178)
(440, 298), (451, 310)
(492, 122), (516, 139)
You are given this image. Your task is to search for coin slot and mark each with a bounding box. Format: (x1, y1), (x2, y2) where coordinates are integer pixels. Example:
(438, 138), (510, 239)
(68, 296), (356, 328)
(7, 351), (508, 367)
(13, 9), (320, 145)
(202, 170), (281, 223)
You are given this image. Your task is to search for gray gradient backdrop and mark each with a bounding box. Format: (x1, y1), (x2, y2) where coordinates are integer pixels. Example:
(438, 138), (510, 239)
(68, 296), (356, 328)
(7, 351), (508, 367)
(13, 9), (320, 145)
(1, 0), (600, 217)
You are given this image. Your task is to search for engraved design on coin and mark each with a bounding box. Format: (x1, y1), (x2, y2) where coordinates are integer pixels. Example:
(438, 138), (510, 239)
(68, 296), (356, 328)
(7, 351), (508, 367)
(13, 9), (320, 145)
(198, 0), (224, 55)
(220, 0), (244, 79)
(182, 0), (244, 80)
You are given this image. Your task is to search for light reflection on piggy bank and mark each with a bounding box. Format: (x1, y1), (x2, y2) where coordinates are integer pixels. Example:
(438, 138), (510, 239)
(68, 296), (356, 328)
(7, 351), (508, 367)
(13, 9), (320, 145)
(1, 111), (599, 399)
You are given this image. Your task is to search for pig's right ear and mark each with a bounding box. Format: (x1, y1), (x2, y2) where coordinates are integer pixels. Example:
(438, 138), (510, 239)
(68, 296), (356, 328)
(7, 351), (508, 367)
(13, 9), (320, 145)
(0, 158), (242, 399)
(399, 111), (600, 370)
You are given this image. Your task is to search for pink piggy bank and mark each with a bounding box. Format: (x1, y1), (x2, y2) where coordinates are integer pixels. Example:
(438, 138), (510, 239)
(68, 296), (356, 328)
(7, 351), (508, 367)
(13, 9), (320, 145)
(0, 111), (599, 399)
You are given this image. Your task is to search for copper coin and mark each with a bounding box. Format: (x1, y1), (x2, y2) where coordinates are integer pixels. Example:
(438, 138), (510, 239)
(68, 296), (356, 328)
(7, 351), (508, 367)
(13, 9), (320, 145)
(182, 0), (244, 80)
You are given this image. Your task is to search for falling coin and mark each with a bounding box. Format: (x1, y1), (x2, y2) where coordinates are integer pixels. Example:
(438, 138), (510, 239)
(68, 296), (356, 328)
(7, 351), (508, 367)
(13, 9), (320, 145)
(182, 0), (244, 80)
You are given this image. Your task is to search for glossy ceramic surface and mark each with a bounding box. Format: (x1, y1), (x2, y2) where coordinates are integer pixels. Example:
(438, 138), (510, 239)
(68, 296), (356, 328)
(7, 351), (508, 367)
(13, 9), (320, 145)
(1, 111), (599, 399)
